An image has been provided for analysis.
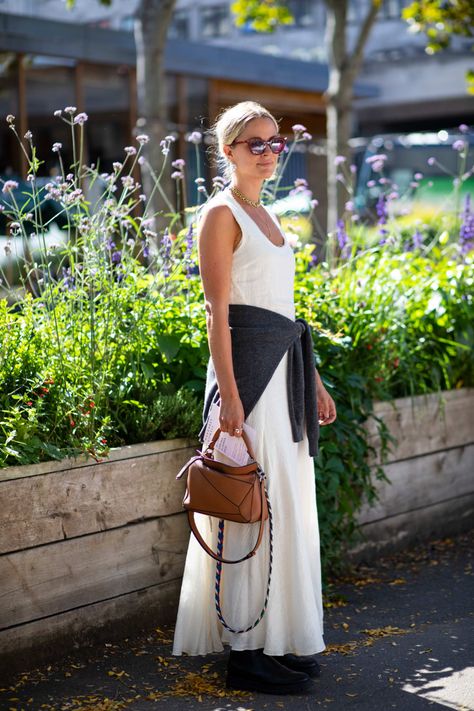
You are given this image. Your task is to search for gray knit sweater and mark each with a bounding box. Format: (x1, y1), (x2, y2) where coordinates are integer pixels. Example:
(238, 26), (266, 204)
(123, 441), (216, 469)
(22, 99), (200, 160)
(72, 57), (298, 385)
(201, 303), (320, 457)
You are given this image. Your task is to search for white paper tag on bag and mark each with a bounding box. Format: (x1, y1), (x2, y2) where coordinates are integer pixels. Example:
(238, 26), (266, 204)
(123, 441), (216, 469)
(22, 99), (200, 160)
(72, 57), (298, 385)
(202, 401), (257, 465)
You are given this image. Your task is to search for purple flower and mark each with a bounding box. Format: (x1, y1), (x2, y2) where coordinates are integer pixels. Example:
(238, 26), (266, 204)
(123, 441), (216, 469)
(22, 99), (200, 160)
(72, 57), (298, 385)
(187, 131), (202, 144)
(334, 155), (346, 166)
(64, 106), (77, 114)
(302, 132), (312, 141)
(111, 250), (122, 264)
(414, 172), (423, 180)
(2, 180), (18, 193)
(292, 124), (307, 134)
(184, 223), (195, 278)
(453, 139), (465, 152)
(52, 142), (62, 153)
(136, 134), (150, 145)
(310, 199), (319, 209)
(74, 112), (88, 125)
(459, 194), (474, 255)
(367, 180), (376, 188)
(172, 159), (186, 169)
(171, 171), (184, 180)
(459, 124), (469, 133)
(124, 146), (137, 156)
(413, 229), (423, 249)
(345, 200), (354, 212)
(427, 157), (436, 166)
(371, 160), (384, 173)
(376, 194), (388, 225)
(336, 219), (348, 250)
(62, 267), (75, 290)
(161, 229), (172, 278)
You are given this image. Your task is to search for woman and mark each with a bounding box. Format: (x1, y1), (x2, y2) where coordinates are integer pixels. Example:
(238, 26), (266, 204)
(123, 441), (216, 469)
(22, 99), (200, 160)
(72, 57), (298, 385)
(172, 101), (337, 695)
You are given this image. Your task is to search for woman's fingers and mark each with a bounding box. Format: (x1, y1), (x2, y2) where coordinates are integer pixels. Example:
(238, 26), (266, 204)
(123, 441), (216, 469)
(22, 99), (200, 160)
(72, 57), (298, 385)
(219, 419), (245, 436)
(318, 397), (337, 425)
(218, 405), (245, 437)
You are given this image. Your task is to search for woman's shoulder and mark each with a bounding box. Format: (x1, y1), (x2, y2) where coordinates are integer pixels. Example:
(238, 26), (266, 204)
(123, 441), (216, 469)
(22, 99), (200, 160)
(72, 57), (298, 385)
(197, 190), (237, 229)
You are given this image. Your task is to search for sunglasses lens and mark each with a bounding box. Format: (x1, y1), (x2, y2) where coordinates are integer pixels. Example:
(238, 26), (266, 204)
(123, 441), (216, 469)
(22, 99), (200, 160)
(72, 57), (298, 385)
(248, 139), (265, 155)
(270, 138), (286, 154)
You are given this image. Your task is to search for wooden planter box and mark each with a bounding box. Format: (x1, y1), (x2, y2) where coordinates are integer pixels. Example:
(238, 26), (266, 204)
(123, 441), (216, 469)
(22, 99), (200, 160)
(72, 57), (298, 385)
(1, 388), (473, 670)
(0, 438), (195, 672)
(349, 387), (474, 562)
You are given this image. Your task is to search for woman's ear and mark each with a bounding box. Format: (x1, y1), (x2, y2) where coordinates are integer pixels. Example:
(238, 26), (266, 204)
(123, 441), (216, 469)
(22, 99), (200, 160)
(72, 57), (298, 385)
(223, 144), (233, 160)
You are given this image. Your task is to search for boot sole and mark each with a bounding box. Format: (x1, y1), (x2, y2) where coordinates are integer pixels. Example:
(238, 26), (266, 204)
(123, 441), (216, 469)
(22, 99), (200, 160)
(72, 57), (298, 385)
(226, 672), (313, 695)
(280, 664), (320, 678)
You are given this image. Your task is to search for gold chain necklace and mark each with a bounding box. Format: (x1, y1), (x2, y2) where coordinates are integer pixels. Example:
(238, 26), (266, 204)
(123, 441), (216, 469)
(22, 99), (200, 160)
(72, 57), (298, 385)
(231, 186), (280, 245)
(230, 185), (261, 208)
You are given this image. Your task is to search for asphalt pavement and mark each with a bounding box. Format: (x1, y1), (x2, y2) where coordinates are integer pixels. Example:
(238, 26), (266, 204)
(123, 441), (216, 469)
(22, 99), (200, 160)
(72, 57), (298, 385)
(1, 528), (473, 711)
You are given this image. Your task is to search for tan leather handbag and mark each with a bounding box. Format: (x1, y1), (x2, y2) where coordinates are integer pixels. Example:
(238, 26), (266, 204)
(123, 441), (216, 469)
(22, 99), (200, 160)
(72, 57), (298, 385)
(176, 427), (269, 564)
(176, 428), (274, 634)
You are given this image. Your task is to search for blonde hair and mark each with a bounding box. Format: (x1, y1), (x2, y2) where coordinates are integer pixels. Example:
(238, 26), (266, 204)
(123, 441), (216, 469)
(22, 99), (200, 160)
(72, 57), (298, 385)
(208, 101), (279, 182)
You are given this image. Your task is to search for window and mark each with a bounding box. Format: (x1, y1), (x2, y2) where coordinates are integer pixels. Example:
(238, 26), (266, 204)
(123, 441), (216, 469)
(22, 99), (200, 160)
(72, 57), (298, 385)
(380, 0), (408, 20)
(286, 0), (315, 28)
(200, 6), (231, 38)
(169, 11), (190, 40)
(347, 0), (372, 24)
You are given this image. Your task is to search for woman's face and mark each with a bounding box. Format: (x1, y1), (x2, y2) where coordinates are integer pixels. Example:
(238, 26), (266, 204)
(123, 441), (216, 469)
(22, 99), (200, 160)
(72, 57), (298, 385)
(225, 117), (281, 182)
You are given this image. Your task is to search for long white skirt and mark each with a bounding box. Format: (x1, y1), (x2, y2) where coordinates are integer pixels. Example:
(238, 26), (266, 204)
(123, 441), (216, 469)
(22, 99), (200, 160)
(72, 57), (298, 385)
(172, 353), (326, 656)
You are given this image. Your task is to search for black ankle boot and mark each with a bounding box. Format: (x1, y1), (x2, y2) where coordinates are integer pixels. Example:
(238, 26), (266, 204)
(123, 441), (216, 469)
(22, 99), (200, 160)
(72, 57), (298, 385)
(226, 648), (312, 695)
(272, 653), (321, 678)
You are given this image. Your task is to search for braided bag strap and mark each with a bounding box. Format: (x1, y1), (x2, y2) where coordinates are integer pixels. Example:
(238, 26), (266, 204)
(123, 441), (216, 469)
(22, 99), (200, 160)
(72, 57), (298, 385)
(214, 482), (274, 634)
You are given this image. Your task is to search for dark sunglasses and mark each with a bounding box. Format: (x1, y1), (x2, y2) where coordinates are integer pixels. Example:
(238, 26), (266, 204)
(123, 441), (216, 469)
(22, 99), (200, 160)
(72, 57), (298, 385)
(231, 135), (287, 155)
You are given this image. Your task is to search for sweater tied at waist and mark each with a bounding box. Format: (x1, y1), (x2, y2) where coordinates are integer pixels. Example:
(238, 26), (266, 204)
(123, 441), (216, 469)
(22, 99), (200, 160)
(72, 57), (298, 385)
(201, 304), (320, 458)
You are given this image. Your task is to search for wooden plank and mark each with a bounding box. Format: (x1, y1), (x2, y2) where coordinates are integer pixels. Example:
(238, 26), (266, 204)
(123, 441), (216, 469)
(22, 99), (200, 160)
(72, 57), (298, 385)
(212, 78), (326, 112)
(357, 444), (474, 524)
(0, 436), (197, 482)
(348, 492), (474, 564)
(0, 446), (194, 554)
(365, 388), (474, 464)
(0, 513), (190, 629)
(0, 578), (182, 675)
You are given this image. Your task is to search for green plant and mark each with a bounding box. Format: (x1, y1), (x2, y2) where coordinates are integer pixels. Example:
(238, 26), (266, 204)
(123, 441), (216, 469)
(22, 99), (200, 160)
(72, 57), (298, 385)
(1, 110), (473, 582)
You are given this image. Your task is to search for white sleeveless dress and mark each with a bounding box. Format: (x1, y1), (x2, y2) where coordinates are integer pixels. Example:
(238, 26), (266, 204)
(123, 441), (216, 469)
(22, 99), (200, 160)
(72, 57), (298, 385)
(172, 188), (326, 657)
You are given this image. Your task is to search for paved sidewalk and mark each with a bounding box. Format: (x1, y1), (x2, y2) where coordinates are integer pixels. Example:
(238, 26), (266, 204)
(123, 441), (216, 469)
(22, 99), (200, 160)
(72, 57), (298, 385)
(1, 529), (473, 711)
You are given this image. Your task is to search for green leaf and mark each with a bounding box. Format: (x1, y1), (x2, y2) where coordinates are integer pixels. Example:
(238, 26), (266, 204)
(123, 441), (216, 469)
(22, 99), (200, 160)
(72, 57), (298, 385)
(156, 333), (181, 362)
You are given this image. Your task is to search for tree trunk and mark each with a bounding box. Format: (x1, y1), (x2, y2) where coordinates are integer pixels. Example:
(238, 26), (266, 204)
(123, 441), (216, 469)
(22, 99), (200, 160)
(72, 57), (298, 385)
(135, 0), (177, 238)
(324, 0), (381, 257)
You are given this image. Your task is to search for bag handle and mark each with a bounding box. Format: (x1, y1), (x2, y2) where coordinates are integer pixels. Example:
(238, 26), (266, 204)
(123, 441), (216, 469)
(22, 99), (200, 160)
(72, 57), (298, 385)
(206, 427), (257, 462)
(214, 485), (274, 633)
(186, 476), (268, 564)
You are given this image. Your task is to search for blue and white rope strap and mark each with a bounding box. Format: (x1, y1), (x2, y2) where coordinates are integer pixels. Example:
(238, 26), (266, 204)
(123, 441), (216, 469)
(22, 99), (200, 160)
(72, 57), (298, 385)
(214, 473), (273, 634)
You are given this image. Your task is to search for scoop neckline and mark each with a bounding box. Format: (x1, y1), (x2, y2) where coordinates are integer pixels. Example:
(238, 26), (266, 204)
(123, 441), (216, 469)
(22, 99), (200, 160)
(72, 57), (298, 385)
(226, 189), (286, 249)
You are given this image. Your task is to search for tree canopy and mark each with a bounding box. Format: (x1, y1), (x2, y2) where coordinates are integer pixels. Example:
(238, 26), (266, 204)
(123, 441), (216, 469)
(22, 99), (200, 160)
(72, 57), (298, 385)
(403, 0), (474, 93)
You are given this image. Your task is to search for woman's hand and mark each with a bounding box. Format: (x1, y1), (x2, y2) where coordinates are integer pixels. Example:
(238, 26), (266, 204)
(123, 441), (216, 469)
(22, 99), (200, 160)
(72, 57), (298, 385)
(218, 393), (245, 437)
(315, 370), (337, 425)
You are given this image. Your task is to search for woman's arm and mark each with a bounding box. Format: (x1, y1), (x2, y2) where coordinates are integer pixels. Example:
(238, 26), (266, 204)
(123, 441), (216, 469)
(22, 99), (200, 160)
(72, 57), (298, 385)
(198, 204), (245, 436)
(315, 368), (337, 425)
